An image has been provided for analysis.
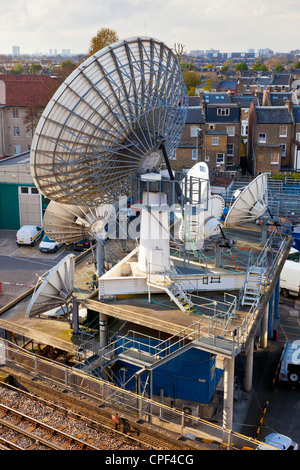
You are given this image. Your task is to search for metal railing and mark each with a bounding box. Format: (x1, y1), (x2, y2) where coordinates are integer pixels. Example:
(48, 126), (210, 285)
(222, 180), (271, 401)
(0, 338), (268, 450)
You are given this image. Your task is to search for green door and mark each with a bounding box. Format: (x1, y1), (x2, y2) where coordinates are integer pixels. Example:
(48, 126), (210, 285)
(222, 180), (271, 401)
(0, 183), (20, 229)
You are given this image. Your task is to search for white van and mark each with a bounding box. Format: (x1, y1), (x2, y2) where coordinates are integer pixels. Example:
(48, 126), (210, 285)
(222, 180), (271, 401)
(16, 225), (43, 246)
(280, 258), (300, 298)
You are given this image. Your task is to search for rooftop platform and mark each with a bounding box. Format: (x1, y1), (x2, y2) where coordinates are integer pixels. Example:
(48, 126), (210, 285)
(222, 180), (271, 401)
(0, 225), (292, 360)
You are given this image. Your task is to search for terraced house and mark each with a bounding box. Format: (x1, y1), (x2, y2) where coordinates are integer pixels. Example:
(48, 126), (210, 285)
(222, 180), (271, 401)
(0, 74), (54, 158)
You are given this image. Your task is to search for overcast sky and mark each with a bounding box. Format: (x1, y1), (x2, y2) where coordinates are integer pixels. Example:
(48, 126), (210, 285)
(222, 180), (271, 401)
(1, 0), (300, 55)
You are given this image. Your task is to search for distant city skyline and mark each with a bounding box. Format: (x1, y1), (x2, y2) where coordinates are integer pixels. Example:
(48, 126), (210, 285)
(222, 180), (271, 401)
(1, 0), (300, 56)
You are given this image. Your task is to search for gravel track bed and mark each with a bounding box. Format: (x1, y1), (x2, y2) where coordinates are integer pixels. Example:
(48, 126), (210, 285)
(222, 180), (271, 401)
(0, 386), (145, 450)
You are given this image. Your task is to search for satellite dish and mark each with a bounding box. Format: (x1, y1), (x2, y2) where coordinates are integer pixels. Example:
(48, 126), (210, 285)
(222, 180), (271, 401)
(43, 199), (120, 243)
(25, 254), (75, 318)
(224, 173), (268, 228)
(30, 37), (188, 207)
(179, 194), (225, 242)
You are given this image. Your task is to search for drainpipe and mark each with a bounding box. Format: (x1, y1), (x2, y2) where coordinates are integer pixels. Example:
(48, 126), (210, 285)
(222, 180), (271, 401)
(0, 106), (5, 156)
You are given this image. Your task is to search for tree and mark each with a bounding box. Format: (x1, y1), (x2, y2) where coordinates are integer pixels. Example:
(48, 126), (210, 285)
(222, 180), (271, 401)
(253, 63), (268, 72)
(184, 71), (201, 93)
(9, 63), (25, 74)
(234, 62), (249, 72)
(88, 27), (119, 56)
(29, 64), (42, 74)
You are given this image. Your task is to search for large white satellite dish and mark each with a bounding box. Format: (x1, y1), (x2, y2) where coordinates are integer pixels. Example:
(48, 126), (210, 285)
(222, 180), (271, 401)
(224, 173), (268, 228)
(30, 37), (188, 208)
(26, 254), (75, 318)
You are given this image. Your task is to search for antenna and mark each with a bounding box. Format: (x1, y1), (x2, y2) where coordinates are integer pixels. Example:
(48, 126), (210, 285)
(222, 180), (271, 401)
(30, 37), (188, 208)
(25, 254), (75, 319)
(224, 173), (268, 228)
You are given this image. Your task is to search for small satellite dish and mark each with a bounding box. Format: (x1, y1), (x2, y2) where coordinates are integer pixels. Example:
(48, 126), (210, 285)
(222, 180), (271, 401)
(30, 37), (188, 207)
(179, 195), (225, 242)
(25, 254), (75, 318)
(224, 174), (268, 228)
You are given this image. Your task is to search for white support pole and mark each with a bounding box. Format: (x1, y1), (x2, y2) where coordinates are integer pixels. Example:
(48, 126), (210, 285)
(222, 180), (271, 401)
(244, 337), (254, 392)
(223, 357), (235, 432)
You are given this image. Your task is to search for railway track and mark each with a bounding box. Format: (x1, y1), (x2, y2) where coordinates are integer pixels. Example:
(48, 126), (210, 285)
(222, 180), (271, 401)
(0, 376), (210, 450)
(0, 402), (101, 450)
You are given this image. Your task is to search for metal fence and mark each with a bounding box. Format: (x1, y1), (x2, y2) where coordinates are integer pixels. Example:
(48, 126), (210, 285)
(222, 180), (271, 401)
(0, 338), (268, 450)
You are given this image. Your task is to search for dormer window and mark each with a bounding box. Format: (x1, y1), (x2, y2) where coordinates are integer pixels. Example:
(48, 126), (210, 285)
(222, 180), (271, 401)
(217, 108), (230, 116)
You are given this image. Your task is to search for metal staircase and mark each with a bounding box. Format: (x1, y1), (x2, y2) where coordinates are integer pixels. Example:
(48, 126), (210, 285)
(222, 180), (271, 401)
(241, 266), (265, 306)
(146, 274), (195, 314)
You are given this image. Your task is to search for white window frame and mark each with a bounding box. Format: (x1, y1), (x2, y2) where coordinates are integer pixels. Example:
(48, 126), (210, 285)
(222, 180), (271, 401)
(281, 144), (286, 157)
(192, 149), (197, 160)
(217, 108), (230, 116)
(271, 152), (279, 164)
(12, 108), (19, 119)
(212, 137), (219, 146)
(258, 133), (266, 143)
(14, 145), (21, 154)
(296, 132), (300, 141)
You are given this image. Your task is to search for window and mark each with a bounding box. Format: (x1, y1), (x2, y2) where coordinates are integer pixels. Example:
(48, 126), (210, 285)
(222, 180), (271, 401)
(241, 124), (248, 136)
(12, 108), (19, 119)
(209, 124), (214, 130)
(227, 144), (234, 156)
(14, 145), (21, 154)
(296, 132), (300, 142)
(212, 137), (219, 146)
(192, 149), (197, 160)
(216, 153), (224, 164)
(271, 153), (279, 164)
(258, 133), (266, 143)
(20, 186), (39, 195)
(13, 126), (20, 137)
(281, 144), (286, 157)
(279, 126), (287, 137)
(227, 126), (235, 136)
(217, 108), (230, 116)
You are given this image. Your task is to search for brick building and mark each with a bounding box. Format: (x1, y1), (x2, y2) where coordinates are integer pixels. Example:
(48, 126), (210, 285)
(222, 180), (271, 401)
(247, 101), (295, 175)
(0, 74), (55, 158)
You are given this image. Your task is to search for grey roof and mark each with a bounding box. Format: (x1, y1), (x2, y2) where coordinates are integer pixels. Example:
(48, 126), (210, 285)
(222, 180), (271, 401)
(269, 92), (293, 106)
(188, 96), (201, 106)
(202, 92), (230, 104)
(186, 106), (205, 124)
(217, 80), (237, 90)
(205, 103), (240, 123)
(272, 73), (291, 86)
(231, 94), (259, 107)
(0, 151), (30, 166)
(255, 76), (272, 85)
(255, 106), (294, 124)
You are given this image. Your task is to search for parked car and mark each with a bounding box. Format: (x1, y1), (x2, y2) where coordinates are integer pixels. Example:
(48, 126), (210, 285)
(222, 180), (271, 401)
(16, 225), (43, 246)
(257, 432), (298, 450)
(73, 238), (94, 251)
(39, 234), (64, 253)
